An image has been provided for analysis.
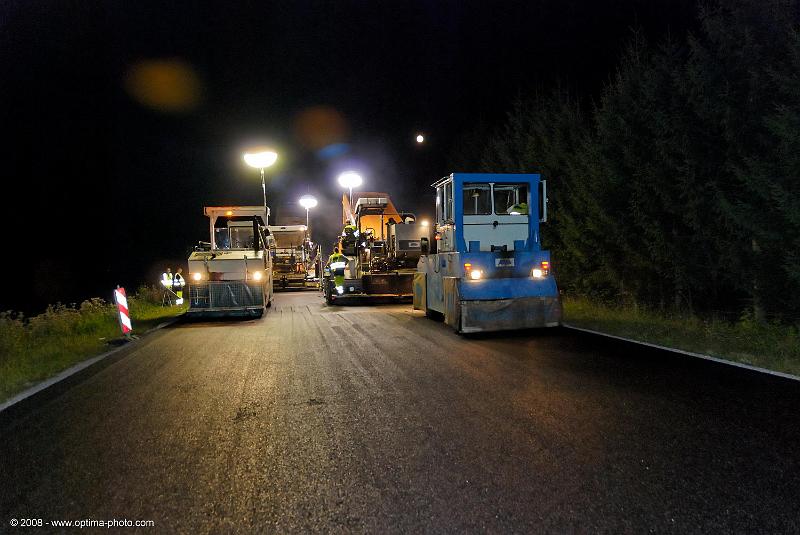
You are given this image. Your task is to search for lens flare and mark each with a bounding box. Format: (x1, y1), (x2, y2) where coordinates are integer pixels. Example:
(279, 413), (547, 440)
(124, 59), (202, 112)
(294, 106), (350, 150)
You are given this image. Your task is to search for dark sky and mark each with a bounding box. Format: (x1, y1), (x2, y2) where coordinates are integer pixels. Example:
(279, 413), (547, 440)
(1, 0), (697, 313)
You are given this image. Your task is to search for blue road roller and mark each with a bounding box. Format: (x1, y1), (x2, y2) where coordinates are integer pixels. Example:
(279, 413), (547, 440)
(414, 173), (561, 333)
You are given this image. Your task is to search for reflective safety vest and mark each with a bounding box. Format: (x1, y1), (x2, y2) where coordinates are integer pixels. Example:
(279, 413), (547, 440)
(328, 253), (347, 270)
(173, 274), (185, 288)
(161, 272), (173, 287)
(508, 202), (528, 215)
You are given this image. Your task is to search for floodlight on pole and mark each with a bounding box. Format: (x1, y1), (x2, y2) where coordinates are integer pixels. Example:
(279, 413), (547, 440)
(337, 171), (362, 208)
(243, 148), (278, 223)
(298, 194), (318, 228)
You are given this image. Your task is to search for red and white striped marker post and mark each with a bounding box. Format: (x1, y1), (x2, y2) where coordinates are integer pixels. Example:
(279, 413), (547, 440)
(114, 286), (133, 336)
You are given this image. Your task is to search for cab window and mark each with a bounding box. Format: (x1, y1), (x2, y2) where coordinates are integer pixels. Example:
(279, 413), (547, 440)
(214, 217), (257, 249)
(493, 184), (529, 215)
(463, 183), (492, 215)
(436, 186), (443, 223)
(444, 181), (454, 221)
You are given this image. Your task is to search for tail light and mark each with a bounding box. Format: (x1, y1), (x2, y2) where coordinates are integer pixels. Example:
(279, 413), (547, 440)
(464, 263), (482, 280)
(532, 261), (550, 279)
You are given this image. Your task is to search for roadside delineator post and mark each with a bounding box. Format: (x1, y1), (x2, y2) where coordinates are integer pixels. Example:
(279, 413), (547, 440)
(114, 286), (133, 337)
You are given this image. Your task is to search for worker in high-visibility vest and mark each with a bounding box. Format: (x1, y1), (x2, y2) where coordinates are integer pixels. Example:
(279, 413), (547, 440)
(173, 267), (185, 305)
(161, 268), (173, 288)
(507, 202), (528, 215)
(161, 268), (174, 306)
(327, 247), (348, 295)
(340, 224), (359, 255)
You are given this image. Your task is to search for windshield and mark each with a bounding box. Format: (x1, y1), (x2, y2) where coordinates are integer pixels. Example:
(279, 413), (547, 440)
(463, 183), (492, 215)
(272, 231), (306, 248)
(493, 184), (529, 215)
(214, 225), (256, 249)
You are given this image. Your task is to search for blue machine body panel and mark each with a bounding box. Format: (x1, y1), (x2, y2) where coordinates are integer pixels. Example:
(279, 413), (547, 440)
(415, 173), (561, 332)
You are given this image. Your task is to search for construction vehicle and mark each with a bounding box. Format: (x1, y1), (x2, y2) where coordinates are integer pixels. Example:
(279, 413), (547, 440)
(413, 173), (561, 333)
(186, 206), (273, 317)
(268, 224), (320, 290)
(323, 193), (430, 305)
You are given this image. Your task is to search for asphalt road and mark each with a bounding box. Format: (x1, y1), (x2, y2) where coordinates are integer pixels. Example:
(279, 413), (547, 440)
(2, 292), (799, 533)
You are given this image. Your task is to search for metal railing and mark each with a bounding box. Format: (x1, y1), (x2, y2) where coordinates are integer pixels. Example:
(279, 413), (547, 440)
(188, 281), (264, 310)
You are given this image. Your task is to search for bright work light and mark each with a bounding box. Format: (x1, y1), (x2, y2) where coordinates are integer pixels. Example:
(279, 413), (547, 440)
(338, 171), (363, 214)
(337, 171), (362, 190)
(299, 195), (318, 210)
(299, 194), (318, 228)
(243, 147), (278, 224)
(243, 150), (277, 169)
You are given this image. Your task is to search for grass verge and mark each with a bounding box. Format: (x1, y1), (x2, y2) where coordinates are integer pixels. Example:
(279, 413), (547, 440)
(0, 286), (187, 403)
(563, 296), (800, 377)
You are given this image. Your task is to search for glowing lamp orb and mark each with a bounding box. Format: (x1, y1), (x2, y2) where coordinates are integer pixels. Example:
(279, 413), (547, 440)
(337, 171), (363, 189)
(299, 195), (318, 210)
(420, 220), (429, 227)
(243, 150), (278, 169)
(416, 134), (424, 143)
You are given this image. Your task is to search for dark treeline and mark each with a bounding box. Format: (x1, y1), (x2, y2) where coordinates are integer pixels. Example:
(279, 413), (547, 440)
(452, 0), (800, 323)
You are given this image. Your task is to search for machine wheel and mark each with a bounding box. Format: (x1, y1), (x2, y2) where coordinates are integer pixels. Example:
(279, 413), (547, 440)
(425, 307), (443, 320)
(451, 309), (461, 333)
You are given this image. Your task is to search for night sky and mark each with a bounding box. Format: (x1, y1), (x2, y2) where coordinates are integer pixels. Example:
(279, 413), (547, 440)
(2, 0), (697, 314)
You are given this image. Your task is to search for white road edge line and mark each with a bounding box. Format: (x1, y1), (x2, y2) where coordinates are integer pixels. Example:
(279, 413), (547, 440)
(563, 323), (800, 383)
(0, 317), (181, 414)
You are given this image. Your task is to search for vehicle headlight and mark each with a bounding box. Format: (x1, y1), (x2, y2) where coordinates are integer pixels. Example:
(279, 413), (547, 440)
(531, 268), (544, 279)
(469, 269), (482, 280)
(252, 271), (263, 281)
(191, 272), (203, 281)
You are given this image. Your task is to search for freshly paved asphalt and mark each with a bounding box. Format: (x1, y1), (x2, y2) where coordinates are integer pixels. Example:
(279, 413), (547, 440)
(2, 292), (799, 533)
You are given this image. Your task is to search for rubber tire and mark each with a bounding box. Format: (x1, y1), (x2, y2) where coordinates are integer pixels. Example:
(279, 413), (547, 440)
(425, 308), (443, 320)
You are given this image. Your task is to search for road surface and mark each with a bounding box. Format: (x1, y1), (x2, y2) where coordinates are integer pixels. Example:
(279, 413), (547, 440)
(2, 292), (799, 533)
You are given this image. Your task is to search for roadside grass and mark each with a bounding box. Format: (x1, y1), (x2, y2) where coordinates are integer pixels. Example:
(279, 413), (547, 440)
(563, 296), (800, 376)
(0, 286), (186, 402)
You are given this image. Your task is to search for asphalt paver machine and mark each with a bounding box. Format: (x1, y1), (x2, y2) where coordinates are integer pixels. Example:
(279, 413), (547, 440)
(268, 224), (320, 290)
(324, 193), (430, 305)
(186, 206), (273, 317)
